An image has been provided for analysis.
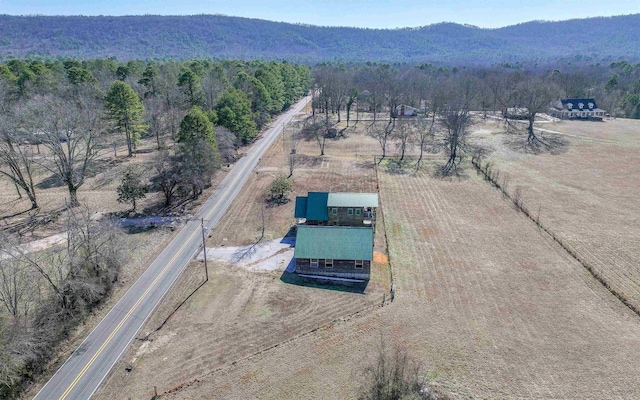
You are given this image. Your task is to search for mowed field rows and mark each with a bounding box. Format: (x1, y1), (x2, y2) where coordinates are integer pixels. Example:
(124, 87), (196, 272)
(152, 158), (640, 399)
(380, 165), (640, 398)
(474, 118), (640, 312)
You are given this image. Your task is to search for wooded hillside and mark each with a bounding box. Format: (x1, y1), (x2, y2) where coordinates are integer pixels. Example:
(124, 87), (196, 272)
(0, 14), (639, 64)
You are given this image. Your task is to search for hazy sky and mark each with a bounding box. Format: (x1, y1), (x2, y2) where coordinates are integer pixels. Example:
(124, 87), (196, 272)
(2, 0), (639, 29)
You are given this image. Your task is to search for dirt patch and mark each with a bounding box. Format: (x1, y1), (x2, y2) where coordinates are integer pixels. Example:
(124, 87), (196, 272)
(197, 238), (295, 272)
(373, 251), (388, 263)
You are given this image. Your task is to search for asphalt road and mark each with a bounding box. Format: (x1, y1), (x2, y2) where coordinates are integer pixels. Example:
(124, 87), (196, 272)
(33, 96), (310, 400)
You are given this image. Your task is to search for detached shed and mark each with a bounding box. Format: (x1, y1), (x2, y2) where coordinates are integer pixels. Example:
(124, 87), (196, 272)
(294, 225), (373, 280)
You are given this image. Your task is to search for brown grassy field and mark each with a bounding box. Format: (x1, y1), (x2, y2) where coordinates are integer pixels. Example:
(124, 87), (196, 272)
(473, 117), (640, 312)
(95, 115), (640, 399)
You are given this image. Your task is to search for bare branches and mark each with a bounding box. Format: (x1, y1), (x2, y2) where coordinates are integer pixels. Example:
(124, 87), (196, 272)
(0, 207), (124, 396)
(299, 115), (328, 156)
(393, 119), (415, 163)
(367, 119), (395, 162)
(0, 104), (39, 209)
(25, 95), (105, 206)
(438, 78), (477, 175)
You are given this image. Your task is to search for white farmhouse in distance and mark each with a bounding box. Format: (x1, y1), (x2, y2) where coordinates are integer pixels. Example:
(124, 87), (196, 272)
(548, 98), (606, 121)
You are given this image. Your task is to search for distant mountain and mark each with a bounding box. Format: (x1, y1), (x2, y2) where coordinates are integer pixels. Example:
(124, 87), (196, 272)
(0, 14), (639, 64)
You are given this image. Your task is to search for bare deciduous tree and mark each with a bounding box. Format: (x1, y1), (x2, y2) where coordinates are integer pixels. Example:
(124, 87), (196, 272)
(393, 119), (414, 163)
(150, 150), (181, 206)
(0, 107), (39, 209)
(27, 95), (104, 207)
(0, 236), (38, 319)
(439, 78), (477, 175)
(367, 120), (395, 162)
(414, 114), (437, 170)
(300, 115), (328, 156)
(286, 123), (300, 177)
(511, 76), (559, 148)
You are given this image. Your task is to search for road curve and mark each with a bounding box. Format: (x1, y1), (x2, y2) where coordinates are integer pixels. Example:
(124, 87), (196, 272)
(33, 96), (310, 400)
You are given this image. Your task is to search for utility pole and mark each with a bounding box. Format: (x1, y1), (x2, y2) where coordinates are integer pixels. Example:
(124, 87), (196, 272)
(201, 218), (209, 282)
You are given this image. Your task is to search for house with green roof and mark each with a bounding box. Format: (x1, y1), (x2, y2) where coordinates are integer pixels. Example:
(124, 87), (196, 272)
(294, 225), (373, 281)
(294, 191), (378, 227)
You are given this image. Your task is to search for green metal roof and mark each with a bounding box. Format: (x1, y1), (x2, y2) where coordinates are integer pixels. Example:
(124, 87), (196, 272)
(294, 226), (373, 261)
(306, 192), (329, 221)
(327, 193), (378, 208)
(294, 196), (308, 218)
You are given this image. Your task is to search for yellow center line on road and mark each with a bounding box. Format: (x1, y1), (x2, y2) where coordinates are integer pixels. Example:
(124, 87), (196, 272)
(58, 227), (199, 400)
(54, 98), (302, 399)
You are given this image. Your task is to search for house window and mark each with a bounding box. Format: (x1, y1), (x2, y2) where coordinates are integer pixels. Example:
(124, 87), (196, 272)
(355, 260), (363, 269)
(332, 208), (337, 215)
(325, 259), (333, 268)
(311, 259), (318, 268)
(348, 208), (353, 215)
(355, 209), (361, 216)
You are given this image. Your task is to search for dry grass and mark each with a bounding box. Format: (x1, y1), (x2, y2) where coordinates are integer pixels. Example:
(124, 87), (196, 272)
(94, 114), (391, 400)
(10, 136), (231, 398)
(94, 116), (640, 400)
(473, 117), (640, 312)
(0, 137), (229, 242)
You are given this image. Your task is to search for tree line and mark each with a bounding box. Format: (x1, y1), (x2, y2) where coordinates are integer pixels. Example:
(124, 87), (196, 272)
(0, 58), (311, 210)
(0, 58), (310, 398)
(309, 61), (640, 174)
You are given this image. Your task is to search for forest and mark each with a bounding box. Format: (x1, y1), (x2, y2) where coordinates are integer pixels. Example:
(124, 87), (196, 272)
(0, 14), (639, 64)
(0, 58), (310, 398)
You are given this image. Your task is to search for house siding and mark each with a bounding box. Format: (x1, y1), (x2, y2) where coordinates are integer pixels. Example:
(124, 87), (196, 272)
(295, 258), (371, 280)
(328, 207), (376, 227)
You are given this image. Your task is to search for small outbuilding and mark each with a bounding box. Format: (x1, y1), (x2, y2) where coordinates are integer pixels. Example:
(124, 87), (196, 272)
(294, 225), (373, 281)
(503, 107), (530, 120)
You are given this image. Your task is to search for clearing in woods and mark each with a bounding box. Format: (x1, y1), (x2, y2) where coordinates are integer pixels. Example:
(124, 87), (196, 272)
(97, 116), (640, 399)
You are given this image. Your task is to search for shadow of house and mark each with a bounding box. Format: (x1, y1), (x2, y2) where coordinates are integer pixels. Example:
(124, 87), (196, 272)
(280, 257), (368, 294)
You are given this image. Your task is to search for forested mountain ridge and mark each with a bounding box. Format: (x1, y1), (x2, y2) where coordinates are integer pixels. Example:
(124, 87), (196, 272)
(0, 13), (639, 64)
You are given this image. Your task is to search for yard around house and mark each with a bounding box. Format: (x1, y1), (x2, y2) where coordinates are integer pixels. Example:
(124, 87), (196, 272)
(94, 114), (392, 399)
(96, 114), (640, 399)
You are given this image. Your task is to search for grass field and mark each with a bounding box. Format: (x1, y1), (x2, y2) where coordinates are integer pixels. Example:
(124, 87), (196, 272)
(95, 115), (640, 399)
(473, 117), (640, 312)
